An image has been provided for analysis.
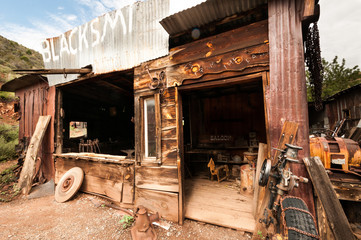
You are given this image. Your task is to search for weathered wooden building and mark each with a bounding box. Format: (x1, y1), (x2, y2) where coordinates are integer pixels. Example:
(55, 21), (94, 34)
(2, 0), (320, 233)
(1, 75), (55, 180)
(309, 83), (361, 139)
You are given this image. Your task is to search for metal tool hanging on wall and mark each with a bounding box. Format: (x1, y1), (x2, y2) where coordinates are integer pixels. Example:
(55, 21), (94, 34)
(147, 68), (166, 94)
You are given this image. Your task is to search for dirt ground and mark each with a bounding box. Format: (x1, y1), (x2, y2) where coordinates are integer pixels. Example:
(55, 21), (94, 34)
(0, 101), (18, 126)
(0, 192), (253, 240)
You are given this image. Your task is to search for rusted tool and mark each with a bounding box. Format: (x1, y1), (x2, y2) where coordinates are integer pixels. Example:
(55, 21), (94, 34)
(131, 206), (158, 240)
(55, 167), (84, 203)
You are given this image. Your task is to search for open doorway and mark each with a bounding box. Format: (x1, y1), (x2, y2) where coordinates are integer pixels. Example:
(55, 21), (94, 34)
(180, 76), (267, 231)
(60, 70), (134, 157)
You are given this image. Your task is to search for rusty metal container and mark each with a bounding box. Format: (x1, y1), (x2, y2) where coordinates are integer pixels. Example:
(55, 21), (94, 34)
(310, 137), (361, 171)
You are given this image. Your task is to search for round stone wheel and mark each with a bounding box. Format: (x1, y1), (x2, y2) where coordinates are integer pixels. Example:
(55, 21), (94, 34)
(55, 167), (84, 203)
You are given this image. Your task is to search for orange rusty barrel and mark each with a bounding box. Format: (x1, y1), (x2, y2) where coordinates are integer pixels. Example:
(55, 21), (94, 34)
(310, 137), (361, 171)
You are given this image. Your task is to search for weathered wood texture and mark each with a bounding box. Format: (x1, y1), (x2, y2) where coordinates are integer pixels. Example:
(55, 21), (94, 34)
(185, 86), (267, 149)
(55, 156), (134, 204)
(303, 157), (354, 240)
(17, 115), (52, 195)
(135, 188), (178, 222)
(161, 88), (178, 166)
(267, 0), (314, 216)
(315, 196), (335, 240)
(42, 86), (56, 180)
(15, 81), (55, 180)
(175, 87), (185, 224)
(272, 121), (298, 163)
(185, 177), (255, 232)
(253, 143), (268, 217)
(55, 89), (63, 154)
(135, 166), (178, 192)
(134, 20), (268, 92)
(331, 178), (361, 202)
(166, 44), (269, 87)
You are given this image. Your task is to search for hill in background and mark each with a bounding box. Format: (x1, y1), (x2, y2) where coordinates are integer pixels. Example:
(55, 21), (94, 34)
(0, 35), (44, 84)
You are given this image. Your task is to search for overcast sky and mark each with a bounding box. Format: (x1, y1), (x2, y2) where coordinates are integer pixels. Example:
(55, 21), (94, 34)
(318, 0), (361, 67)
(0, 0), (359, 68)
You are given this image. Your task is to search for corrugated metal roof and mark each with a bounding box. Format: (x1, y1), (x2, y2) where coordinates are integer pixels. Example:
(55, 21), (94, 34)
(325, 82), (361, 101)
(42, 0), (170, 86)
(1, 75), (48, 92)
(160, 0), (268, 36)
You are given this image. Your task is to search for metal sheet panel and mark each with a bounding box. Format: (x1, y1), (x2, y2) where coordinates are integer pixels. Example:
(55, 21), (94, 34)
(160, 0), (267, 35)
(267, 0), (314, 215)
(1, 75), (47, 92)
(41, 0), (170, 86)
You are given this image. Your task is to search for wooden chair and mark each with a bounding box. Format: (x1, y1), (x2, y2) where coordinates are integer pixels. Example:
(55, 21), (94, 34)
(207, 158), (230, 183)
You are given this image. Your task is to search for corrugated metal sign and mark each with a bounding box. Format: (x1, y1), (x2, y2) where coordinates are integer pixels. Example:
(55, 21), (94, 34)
(41, 0), (170, 86)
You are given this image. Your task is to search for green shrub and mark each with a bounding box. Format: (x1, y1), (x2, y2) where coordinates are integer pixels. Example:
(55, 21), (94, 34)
(0, 124), (18, 161)
(0, 91), (15, 101)
(20, 55), (30, 62)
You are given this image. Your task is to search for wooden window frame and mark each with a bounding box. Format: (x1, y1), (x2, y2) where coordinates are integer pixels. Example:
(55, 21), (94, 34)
(140, 93), (161, 164)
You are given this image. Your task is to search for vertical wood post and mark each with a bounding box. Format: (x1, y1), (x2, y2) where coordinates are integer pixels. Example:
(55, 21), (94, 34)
(55, 89), (63, 154)
(267, 0), (315, 215)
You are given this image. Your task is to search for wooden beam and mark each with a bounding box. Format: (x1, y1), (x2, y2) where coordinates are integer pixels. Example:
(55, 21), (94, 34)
(303, 157), (355, 240)
(302, 0), (315, 19)
(17, 115), (52, 195)
(135, 166), (179, 192)
(135, 188), (178, 222)
(97, 80), (132, 97)
(13, 68), (92, 75)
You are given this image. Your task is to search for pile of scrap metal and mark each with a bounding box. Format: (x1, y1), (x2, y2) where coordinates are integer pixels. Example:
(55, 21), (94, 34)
(310, 122), (361, 202)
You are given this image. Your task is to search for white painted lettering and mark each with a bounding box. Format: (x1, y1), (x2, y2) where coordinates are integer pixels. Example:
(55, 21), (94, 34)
(69, 27), (78, 55)
(40, 40), (51, 63)
(78, 23), (89, 52)
(60, 34), (70, 57)
(101, 9), (127, 42)
(50, 38), (59, 61)
(128, 5), (133, 33)
(90, 18), (100, 47)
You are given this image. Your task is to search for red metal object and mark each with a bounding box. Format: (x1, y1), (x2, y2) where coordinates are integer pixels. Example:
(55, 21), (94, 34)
(131, 206), (157, 240)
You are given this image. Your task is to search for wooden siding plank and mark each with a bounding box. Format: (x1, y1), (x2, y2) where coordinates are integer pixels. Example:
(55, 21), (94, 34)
(135, 188), (178, 222)
(55, 157), (124, 181)
(135, 166), (178, 192)
(161, 139), (177, 166)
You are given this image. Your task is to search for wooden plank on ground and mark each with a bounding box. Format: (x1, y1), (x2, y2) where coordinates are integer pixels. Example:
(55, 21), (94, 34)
(303, 157), (355, 240)
(135, 188), (178, 222)
(17, 115), (52, 195)
(135, 166), (178, 192)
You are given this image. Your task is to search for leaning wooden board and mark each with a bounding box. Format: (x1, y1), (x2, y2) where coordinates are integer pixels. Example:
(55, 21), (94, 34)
(18, 115), (52, 195)
(303, 157), (355, 240)
(55, 156), (134, 205)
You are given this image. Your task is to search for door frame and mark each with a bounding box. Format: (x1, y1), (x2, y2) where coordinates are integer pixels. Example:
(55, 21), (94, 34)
(176, 72), (270, 223)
